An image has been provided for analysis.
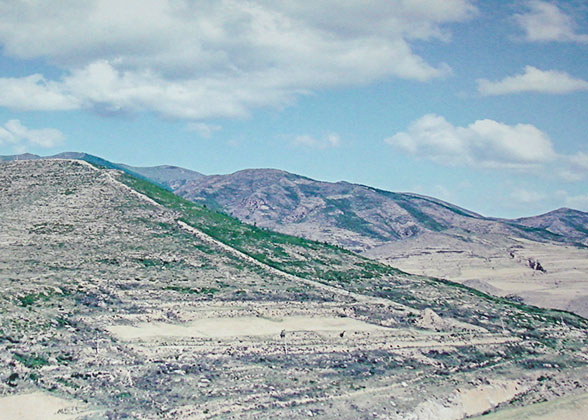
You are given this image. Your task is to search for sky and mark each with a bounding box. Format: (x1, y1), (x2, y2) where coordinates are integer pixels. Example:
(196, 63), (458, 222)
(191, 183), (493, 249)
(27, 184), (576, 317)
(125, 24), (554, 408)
(0, 0), (587, 218)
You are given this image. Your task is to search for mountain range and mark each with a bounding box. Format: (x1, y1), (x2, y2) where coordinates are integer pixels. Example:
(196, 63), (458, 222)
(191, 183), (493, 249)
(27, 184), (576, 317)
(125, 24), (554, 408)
(4, 152), (587, 250)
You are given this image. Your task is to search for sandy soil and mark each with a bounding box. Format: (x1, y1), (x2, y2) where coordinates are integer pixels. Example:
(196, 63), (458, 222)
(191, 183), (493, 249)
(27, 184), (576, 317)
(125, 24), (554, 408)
(107, 315), (388, 340)
(0, 392), (87, 420)
(364, 235), (588, 317)
(408, 380), (526, 420)
(469, 391), (588, 420)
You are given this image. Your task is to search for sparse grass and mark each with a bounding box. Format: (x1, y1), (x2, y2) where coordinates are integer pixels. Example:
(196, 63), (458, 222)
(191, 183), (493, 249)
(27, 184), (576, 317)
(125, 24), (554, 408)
(164, 285), (220, 295)
(118, 172), (401, 283)
(17, 291), (54, 307)
(14, 353), (49, 369)
(1, 158), (587, 420)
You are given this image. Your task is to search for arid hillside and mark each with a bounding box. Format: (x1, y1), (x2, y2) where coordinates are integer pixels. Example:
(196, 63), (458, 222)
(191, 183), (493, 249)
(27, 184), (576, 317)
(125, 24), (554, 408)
(1, 159), (588, 419)
(3, 153), (588, 319)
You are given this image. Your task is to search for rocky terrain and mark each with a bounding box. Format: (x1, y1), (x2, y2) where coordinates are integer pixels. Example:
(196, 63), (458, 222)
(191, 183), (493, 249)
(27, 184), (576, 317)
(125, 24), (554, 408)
(1, 159), (588, 419)
(117, 163), (204, 190)
(364, 232), (588, 317)
(3, 153), (588, 319)
(169, 168), (578, 251)
(9, 154), (585, 251)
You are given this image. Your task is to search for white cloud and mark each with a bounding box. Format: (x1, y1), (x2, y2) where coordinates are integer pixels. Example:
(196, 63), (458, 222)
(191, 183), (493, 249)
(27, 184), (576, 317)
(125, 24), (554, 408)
(558, 151), (588, 181)
(386, 115), (588, 182)
(412, 184), (455, 203)
(0, 119), (64, 148)
(515, 1), (588, 43)
(386, 114), (557, 169)
(187, 122), (222, 139)
(0, 126), (17, 144)
(0, 0), (476, 119)
(293, 133), (340, 150)
(478, 66), (588, 95)
(0, 74), (80, 111)
(570, 151), (588, 171)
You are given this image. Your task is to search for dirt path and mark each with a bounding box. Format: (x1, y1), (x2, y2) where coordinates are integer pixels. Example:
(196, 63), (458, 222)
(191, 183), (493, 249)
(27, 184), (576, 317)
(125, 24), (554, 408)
(468, 391), (588, 420)
(177, 221), (414, 313)
(183, 372), (429, 419)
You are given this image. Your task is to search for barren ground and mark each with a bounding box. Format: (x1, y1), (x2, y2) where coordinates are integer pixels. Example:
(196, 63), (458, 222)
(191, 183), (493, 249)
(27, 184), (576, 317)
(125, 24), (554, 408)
(364, 233), (588, 317)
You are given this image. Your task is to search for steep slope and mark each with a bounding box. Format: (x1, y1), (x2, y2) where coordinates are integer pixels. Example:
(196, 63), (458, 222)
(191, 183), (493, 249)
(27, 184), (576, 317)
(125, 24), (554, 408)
(3, 153), (581, 251)
(165, 167), (588, 317)
(0, 152), (201, 190)
(364, 232), (588, 317)
(2, 159), (587, 419)
(2, 153), (587, 317)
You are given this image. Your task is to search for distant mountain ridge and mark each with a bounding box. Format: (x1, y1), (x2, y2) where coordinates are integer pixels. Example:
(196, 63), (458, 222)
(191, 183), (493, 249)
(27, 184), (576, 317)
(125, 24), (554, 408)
(515, 207), (588, 245)
(3, 152), (587, 251)
(0, 152), (202, 190)
(118, 164), (204, 190)
(170, 168), (588, 250)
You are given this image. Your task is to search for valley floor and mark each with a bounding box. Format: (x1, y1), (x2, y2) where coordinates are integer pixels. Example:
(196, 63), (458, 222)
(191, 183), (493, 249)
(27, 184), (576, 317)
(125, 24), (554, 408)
(364, 234), (588, 318)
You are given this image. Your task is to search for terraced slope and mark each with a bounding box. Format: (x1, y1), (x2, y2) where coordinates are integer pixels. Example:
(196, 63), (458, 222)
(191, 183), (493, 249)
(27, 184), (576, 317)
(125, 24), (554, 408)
(1, 159), (588, 419)
(5, 154), (576, 251)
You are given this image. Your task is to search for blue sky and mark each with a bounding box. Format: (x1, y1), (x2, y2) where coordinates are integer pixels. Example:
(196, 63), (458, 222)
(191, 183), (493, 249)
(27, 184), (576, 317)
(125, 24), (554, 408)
(0, 0), (587, 218)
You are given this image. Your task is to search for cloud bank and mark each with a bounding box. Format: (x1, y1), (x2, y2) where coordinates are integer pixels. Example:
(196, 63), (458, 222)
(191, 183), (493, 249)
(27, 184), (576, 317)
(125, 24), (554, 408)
(515, 0), (588, 43)
(478, 66), (588, 95)
(386, 114), (556, 169)
(187, 122), (222, 139)
(387, 114), (588, 182)
(0, 120), (65, 149)
(0, 0), (476, 120)
(292, 133), (341, 150)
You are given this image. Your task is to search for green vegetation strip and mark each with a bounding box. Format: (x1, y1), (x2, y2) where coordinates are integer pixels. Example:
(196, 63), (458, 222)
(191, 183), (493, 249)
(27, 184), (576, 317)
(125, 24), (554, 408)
(117, 171), (588, 338)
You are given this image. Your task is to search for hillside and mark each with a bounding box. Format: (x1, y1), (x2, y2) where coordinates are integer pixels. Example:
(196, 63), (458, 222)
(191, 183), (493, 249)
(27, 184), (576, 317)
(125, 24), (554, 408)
(170, 168), (571, 251)
(118, 163), (204, 189)
(2, 153), (588, 317)
(515, 208), (588, 245)
(0, 152), (204, 190)
(1, 159), (588, 419)
(3, 153), (584, 251)
(147, 164), (588, 317)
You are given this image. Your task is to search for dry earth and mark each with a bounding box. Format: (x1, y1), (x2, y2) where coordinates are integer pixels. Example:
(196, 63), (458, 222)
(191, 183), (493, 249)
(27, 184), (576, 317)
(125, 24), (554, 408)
(0, 392), (94, 420)
(469, 391), (588, 420)
(364, 232), (588, 317)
